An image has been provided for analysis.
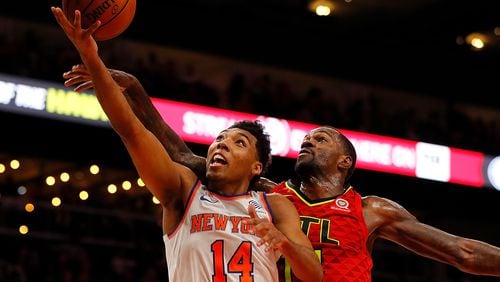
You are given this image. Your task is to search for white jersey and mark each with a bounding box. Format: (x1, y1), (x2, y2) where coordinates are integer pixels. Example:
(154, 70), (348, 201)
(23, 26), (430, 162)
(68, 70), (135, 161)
(163, 180), (280, 282)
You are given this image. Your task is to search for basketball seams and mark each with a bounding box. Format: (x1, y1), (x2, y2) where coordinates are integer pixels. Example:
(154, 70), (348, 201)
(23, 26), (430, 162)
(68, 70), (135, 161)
(98, 0), (130, 28)
(62, 0), (136, 41)
(95, 0), (135, 39)
(63, 0), (89, 22)
(81, 0), (97, 15)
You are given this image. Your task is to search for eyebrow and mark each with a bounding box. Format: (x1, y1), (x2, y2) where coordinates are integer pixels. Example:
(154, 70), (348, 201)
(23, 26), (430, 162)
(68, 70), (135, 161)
(218, 130), (253, 143)
(236, 132), (252, 143)
(311, 129), (335, 138)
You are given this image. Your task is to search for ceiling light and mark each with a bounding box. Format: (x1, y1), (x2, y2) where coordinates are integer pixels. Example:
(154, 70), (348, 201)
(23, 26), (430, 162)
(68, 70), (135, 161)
(465, 32), (488, 50)
(308, 0), (334, 16)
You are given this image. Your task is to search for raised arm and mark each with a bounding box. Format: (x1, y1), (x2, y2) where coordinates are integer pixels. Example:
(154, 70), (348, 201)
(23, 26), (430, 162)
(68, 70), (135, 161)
(366, 196), (500, 276)
(51, 7), (196, 211)
(62, 64), (207, 180)
(62, 65), (278, 191)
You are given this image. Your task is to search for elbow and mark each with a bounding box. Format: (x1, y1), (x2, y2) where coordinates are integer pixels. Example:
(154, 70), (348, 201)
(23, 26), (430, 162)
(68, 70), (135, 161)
(317, 264), (324, 281)
(296, 263), (323, 282)
(448, 239), (476, 273)
(306, 270), (324, 282)
(314, 269), (324, 282)
(451, 238), (499, 276)
(310, 260), (324, 282)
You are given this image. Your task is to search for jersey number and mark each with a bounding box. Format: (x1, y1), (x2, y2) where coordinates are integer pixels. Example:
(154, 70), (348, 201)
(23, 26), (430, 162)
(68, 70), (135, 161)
(211, 240), (254, 282)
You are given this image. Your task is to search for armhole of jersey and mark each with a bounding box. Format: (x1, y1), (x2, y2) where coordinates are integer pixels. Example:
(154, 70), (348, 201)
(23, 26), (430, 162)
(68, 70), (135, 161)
(353, 190), (370, 237)
(166, 179), (202, 239)
(260, 192), (274, 224)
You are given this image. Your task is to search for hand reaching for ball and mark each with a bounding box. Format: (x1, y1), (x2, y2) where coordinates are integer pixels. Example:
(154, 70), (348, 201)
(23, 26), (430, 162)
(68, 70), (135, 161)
(61, 0), (136, 41)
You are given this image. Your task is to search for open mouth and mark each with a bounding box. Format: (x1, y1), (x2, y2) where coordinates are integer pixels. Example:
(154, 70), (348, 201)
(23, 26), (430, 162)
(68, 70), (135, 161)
(298, 148), (312, 155)
(210, 153), (228, 166)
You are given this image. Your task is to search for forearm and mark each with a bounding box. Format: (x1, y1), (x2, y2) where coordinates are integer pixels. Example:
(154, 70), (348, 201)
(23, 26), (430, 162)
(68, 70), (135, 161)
(123, 77), (207, 178)
(280, 241), (323, 282)
(123, 81), (189, 151)
(458, 238), (500, 276)
(80, 53), (137, 135)
(380, 216), (500, 276)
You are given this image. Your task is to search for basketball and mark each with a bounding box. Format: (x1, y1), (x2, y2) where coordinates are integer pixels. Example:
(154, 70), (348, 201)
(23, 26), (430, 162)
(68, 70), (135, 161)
(62, 0), (136, 41)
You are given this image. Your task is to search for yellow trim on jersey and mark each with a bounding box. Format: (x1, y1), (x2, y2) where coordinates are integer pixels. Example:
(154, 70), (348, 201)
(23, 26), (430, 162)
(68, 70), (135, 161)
(285, 181), (353, 207)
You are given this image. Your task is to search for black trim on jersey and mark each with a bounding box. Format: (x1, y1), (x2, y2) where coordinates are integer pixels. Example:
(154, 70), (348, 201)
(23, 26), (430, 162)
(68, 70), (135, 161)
(285, 179), (347, 205)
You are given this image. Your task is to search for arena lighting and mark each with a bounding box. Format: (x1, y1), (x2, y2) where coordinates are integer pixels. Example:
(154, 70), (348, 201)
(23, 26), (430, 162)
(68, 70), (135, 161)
(0, 73), (495, 189)
(487, 156), (500, 191)
(308, 0), (334, 16)
(465, 32), (488, 50)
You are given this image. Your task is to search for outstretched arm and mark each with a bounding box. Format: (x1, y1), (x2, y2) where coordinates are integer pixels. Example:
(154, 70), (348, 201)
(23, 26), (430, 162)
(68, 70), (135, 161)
(367, 196), (500, 276)
(63, 65), (278, 191)
(51, 7), (196, 212)
(63, 64), (208, 180)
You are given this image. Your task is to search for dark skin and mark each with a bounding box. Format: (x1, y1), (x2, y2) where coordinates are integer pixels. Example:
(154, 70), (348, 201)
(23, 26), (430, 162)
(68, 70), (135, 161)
(63, 65), (500, 277)
(52, 7), (323, 281)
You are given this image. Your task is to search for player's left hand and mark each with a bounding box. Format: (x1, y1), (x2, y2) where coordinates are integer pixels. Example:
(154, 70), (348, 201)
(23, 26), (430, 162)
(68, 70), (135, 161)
(244, 204), (289, 252)
(63, 64), (132, 92)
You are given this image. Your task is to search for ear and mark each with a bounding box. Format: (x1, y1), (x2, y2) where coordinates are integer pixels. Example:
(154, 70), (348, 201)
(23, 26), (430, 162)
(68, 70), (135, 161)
(252, 161), (263, 176)
(338, 155), (353, 170)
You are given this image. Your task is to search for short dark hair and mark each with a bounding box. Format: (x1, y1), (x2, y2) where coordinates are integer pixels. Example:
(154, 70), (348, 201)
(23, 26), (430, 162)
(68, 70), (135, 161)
(228, 120), (272, 179)
(336, 130), (357, 188)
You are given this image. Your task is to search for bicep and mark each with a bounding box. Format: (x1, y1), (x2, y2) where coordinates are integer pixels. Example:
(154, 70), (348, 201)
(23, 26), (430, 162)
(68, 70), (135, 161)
(271, 196), (313, 248)
(375, 199), (461, 260)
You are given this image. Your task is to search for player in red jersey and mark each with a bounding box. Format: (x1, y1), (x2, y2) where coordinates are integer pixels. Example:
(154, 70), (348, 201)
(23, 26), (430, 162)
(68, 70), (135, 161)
(62, 66), (500, 281)
(272, 179), (372, 281)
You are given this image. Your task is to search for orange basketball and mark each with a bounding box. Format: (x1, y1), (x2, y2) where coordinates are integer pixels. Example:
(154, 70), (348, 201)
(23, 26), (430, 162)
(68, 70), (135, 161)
(62, 0), (136, 41)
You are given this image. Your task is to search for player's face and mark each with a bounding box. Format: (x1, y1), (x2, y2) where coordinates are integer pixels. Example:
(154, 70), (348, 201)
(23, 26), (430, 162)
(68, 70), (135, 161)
(206, 128), (262, 184)
(295, 127), (344, 174)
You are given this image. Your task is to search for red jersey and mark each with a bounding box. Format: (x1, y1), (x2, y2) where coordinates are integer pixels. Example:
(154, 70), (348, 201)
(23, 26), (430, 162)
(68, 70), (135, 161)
(272, 180), (372, 282)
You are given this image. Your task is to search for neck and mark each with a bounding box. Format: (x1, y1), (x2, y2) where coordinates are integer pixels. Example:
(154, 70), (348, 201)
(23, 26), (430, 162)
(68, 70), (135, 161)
(206, 179), (250, 195)
(300, 174), (345, 199)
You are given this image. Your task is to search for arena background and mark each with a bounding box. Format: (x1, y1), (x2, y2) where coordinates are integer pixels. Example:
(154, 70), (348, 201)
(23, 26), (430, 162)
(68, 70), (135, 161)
(0, 0), (499, 281)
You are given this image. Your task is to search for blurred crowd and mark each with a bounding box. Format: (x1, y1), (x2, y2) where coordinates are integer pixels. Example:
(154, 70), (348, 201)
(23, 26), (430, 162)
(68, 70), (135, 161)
(1, 18), (499, 156)
(1, 17), (499, 281)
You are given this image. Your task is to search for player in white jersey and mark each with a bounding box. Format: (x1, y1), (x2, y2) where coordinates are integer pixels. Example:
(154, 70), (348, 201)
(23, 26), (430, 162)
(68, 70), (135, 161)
(165, 180), (280, 281)
(51, 8), (323, 280)
(154, 120), (322, 281)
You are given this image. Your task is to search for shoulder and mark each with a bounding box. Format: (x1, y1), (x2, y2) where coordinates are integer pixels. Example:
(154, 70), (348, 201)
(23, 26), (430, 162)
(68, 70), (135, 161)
(175, 162), (200, 202)
(362, 195), (416, 222)
(362, 195), (404, 209)
(266, 193), (298, 215)
(177, 162), (199, 185)
(265, 193), (301, 226)
(267, 192), (294, 206)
